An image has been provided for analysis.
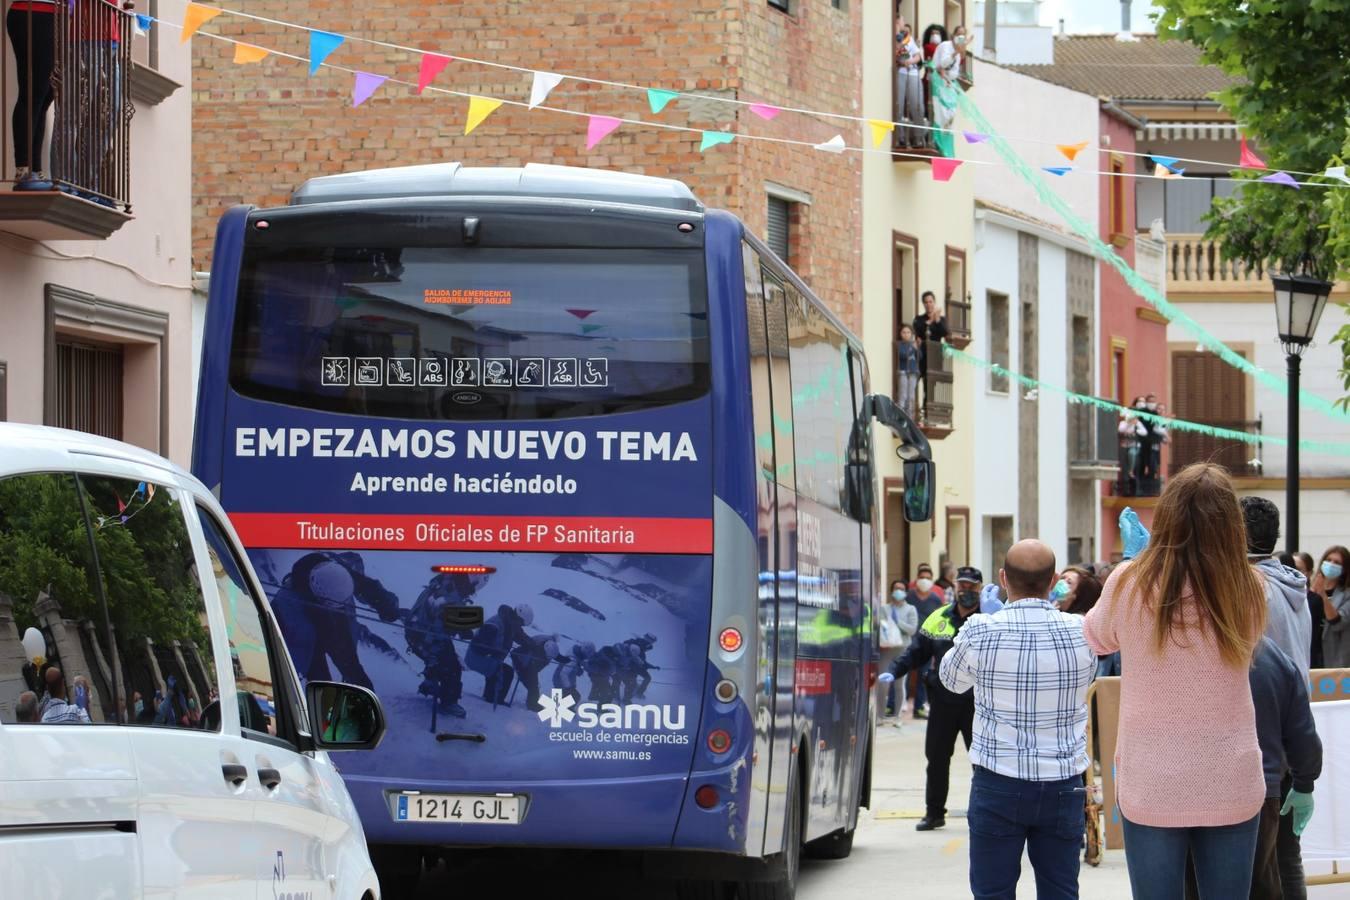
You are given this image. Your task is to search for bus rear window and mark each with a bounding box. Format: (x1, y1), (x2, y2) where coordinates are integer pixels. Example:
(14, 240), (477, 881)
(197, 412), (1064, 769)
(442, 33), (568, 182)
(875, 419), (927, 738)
(229, 246), (710, 420)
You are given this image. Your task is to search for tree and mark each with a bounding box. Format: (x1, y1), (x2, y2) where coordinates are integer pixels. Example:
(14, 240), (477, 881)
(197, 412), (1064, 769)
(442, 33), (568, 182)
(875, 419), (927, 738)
(1154, 0), (1350, 400)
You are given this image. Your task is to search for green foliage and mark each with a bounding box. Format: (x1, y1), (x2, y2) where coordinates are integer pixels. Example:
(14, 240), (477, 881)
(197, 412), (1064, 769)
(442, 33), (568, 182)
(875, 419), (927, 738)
(0, 474), (96, 626)
(1206, 179), (1336, 280)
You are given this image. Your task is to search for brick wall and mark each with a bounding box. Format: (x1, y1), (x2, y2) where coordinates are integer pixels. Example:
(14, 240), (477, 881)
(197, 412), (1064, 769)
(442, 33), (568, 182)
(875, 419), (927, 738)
(192, 0), (861, 328)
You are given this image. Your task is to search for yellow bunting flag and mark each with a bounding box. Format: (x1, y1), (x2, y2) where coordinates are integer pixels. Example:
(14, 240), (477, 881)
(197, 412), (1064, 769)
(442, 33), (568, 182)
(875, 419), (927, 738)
(1056, 141), (1088, 161)
(233, 43), (269, 64)
(464, 96), (503, 135)
(868, 119), (895, 149)
(180, 3), (221, 42)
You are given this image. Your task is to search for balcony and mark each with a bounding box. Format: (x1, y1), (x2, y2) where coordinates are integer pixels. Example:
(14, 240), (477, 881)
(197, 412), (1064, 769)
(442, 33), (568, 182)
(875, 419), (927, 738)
(891, 54), (973, 162)
(920, 339), (953, 437)
(1163, 235), (1268, 294)
(0, 0), (134, 240)
(945, 291), (972, 349)
(1169, 418), (1264, 478)
(1068, 403), (1119, 481)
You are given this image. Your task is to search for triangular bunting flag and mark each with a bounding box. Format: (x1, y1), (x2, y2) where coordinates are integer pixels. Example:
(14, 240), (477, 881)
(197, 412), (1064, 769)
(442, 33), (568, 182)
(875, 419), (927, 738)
(814, 134), (846, 153)
(586, 115), (622, 149)
(1150, 155), (1181, 172)
(1056, 141), (1088, 161)
(699, 131), (735, 152)
(1042, 166), (1072, 176)
(963, 131), (988, 144)
(1259, 171), (1299, 188)
(1325, 166), (1350, 185)
(581, 324), (605, 334)
(180, 4), (221, 42)
(566, 309), (596, 319)
(465, 96), (503, 134)
(352, 72), (386, 107)
(134, 13), (152, 34)
(931, 158), (963, 181)
(1154, 166), (1183, 179)
(233, 43), (269, 64)
(416, 53), (452, 94)
(647, 89), (679, 114)
(308, 31), (344, 75)
(529, 71), (564, 109)
(1239, 137), (1267, 170)
(868, 119), (895, 149)
(749, 103), (781, 120)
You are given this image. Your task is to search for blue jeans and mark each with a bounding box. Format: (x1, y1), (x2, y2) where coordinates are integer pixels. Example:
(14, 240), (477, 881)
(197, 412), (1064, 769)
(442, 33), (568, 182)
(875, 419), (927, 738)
(1122, 812), (1260, 900)
(968, 766), (1085, 900)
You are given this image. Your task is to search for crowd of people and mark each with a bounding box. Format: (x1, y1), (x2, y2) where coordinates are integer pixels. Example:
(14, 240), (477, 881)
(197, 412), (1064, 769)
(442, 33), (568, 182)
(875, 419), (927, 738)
(879, 463), (1341, 900)
(1117, 394), (1169, 497)
(893, 17), (970, 152)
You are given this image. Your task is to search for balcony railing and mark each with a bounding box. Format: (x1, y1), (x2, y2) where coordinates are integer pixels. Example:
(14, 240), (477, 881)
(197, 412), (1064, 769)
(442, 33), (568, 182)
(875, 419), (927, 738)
(1, 0), (134, 239)
(945, 293), (971, 349)
(921, 339), (953, 432)
(891, 55), (972, 160)
(1169, 418), (1263, 478)
(1165, 235), (1267, 292)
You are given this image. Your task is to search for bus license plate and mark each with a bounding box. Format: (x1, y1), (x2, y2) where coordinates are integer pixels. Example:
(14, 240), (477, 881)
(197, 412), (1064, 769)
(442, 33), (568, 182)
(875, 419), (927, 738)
(394, 793), (522, 825)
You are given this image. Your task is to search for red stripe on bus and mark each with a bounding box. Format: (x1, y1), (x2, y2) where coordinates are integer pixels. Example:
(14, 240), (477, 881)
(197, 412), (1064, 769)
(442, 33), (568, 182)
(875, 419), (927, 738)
(227, 512), (713, 554)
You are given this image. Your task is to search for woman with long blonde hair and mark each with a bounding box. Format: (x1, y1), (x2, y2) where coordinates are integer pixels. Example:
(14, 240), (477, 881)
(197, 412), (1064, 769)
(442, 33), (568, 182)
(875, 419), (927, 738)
(1084, 464), (1267, 899)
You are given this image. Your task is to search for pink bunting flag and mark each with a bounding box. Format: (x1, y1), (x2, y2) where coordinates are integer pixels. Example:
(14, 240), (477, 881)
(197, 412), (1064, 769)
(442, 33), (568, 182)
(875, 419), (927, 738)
(566, 309), (596, 320)
(749, 103), (781, 120)
(1240, 137), (1267, 170)
(352, 72), (386, 107)
(931, 158), (963, 182)
(417, 54), (452, 95)
(1259, 171), (1299, 189)
(586, 115), (622, 150)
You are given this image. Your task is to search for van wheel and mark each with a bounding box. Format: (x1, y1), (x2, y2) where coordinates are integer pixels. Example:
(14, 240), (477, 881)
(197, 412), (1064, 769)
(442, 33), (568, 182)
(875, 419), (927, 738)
(370, 844), (422, 898)
(740, 770), (802, 900)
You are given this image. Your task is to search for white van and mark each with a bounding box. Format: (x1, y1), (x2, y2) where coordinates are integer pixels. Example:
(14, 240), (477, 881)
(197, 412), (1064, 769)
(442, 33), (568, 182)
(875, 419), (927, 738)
(0, 423), (384, 898)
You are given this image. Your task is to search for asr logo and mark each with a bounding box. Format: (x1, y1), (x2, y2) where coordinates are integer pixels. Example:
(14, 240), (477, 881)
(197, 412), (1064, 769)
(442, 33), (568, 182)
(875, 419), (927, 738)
(273, 850), (314, 900)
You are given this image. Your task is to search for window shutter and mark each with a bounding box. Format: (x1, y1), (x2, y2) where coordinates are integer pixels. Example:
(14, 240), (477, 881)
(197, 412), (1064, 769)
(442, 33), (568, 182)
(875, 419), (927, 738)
(767, 197), (790, 262)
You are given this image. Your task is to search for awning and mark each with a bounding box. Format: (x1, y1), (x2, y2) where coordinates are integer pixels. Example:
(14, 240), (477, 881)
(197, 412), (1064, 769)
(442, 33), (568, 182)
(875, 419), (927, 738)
(1136, 122), (1238, 142)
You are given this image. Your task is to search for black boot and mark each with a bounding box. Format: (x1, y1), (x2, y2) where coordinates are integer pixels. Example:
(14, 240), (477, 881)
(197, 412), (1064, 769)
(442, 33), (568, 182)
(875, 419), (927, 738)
(915, 815), (946, 831)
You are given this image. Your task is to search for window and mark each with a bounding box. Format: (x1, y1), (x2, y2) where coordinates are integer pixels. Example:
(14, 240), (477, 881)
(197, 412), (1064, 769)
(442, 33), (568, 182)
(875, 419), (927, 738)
(0, 472), (219, 730)
(945, 248), (969, 339)
(52, 338), (124, 440)
(1109, 156), (1127, 240)
(987, 291), (1009, 393)
(769, 0), (790, 11)
(787, 286), (852, 511)
(1071, 315), (1090, 394)
(1110, 342), (1127, 405)
(1170, 350), (1252, 475)
(767, 196), (792, 263)
(1135, 172), (1241, 233)
(198, 509), (289, 739)
(892, 233), (919, 399)
(988, 515), (1014, 577)
(945, 507), (970, 566)
(745, 244), (776, 484)
(83, 476), (219, 731)
(231, 247), (710, 421)
(762, 269), (796, 488)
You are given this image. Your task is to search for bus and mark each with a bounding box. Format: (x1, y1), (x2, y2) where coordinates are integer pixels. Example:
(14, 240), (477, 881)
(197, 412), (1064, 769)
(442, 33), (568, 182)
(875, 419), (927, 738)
(193, 163), (934, 899)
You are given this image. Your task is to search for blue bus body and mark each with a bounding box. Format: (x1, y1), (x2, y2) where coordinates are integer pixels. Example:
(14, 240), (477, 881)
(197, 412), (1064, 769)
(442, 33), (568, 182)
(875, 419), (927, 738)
(194, 164), (885, 887)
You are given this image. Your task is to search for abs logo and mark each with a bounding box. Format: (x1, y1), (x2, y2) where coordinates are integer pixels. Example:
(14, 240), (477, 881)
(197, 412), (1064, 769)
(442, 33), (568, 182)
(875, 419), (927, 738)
(537, 689), (577, 727)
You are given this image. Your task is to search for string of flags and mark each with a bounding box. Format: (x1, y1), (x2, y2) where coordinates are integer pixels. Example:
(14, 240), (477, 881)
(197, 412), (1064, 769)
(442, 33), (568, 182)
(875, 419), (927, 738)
(94, 481), (158, 530)
(159, 0), (1350, 187)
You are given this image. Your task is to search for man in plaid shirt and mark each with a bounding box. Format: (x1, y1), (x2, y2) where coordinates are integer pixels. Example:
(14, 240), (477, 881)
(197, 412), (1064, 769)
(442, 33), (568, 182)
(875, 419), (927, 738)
(940, 539), (1097, 900)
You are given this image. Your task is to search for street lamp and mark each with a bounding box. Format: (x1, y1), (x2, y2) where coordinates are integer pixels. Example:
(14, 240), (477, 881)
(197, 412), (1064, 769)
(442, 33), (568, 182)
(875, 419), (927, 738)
(1271, 271), (1333, 552)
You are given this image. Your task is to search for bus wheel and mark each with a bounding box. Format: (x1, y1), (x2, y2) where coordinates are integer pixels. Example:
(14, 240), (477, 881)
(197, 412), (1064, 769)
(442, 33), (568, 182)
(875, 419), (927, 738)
(369, 844), (423, 897)
(740, 771), (801, 900)
(803, 825), (855, 860)
(673, 880), (732, 900)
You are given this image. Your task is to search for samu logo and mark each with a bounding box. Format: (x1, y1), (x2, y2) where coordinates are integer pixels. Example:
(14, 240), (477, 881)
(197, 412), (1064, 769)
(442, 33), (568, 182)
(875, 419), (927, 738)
(273, 850), (314, 900)
(537, 688), (686, 731)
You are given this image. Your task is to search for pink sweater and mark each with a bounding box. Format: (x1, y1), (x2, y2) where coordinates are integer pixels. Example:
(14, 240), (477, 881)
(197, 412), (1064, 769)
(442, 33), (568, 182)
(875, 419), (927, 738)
(1083, 563), (1264, 828)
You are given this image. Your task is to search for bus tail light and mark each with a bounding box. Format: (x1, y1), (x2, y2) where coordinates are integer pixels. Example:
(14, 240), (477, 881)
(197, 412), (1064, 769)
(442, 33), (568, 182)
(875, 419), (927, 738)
(718, 628), (743, 654)
(707, 729), (732, 754)
(432, 565), (497, 575)
(695, 785), (719, 809)
(714, 679), (738, 703)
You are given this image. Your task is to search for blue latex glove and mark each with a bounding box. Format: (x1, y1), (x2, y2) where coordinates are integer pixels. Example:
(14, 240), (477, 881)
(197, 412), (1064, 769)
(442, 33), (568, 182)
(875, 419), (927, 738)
(1281, 790), (1314, 836)
(878, 672), (896, 684)
(1120, 507), (1150, 560)
(74, 683), (88, 710)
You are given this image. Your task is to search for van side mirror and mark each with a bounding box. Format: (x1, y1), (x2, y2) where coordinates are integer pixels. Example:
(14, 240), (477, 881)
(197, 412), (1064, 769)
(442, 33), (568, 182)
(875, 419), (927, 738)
(902, 459), (936, 523)
(306, 681), (386, 751)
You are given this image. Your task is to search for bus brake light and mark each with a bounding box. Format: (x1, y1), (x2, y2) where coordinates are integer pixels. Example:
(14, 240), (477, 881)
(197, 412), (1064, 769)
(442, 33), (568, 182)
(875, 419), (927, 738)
(695, 786), (719, 809)
(431, 565), (497, 575)
(718, 628), (743, 653)
(707, 730), (732, 754)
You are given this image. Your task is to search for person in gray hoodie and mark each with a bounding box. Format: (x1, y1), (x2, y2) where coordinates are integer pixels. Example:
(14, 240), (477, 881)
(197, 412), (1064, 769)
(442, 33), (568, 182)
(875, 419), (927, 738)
(1241, 496), (1315, 899)
(1184, 637), (1321, 900)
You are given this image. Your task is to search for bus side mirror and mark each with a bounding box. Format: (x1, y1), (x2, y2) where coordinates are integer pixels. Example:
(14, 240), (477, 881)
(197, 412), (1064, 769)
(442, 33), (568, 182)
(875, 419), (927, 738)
(902, 460), (935, 523)
(863, 393), (931, 462)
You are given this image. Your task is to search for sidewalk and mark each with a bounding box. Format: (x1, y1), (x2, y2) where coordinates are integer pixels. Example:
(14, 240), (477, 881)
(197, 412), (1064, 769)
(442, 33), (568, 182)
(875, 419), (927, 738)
(799, 713), (1350, 899)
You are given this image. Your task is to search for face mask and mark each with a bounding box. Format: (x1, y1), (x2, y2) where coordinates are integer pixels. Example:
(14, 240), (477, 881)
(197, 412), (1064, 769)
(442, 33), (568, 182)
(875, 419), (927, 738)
(928, 35), (940, 45)
(955, 35), (966, 44)
(957, 590), (980, 610)
(1050, 579), (1070, 600)
(1146, 402), (1158, 411)
(891, 590), (906, 601)
(916, 578), (934, 592)
(1324, 561), (1345, 581)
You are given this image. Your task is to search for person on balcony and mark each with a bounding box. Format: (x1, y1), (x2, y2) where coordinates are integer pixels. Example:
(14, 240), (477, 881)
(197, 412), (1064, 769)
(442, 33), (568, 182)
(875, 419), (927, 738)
(71, 0), (125, 207)
(1137, 393), (1162, 489)
(896, 323), (921, 420)
(894, 17), (925, 149)
(913, 292), (948, 420)
(1118, 400), (1146, 497)
(930, 25), (965, 158)
(5, 0), (58, 190)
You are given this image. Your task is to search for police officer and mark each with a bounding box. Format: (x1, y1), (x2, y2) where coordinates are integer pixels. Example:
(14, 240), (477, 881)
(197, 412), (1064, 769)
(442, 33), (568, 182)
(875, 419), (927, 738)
(879, 565), (986, 831)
